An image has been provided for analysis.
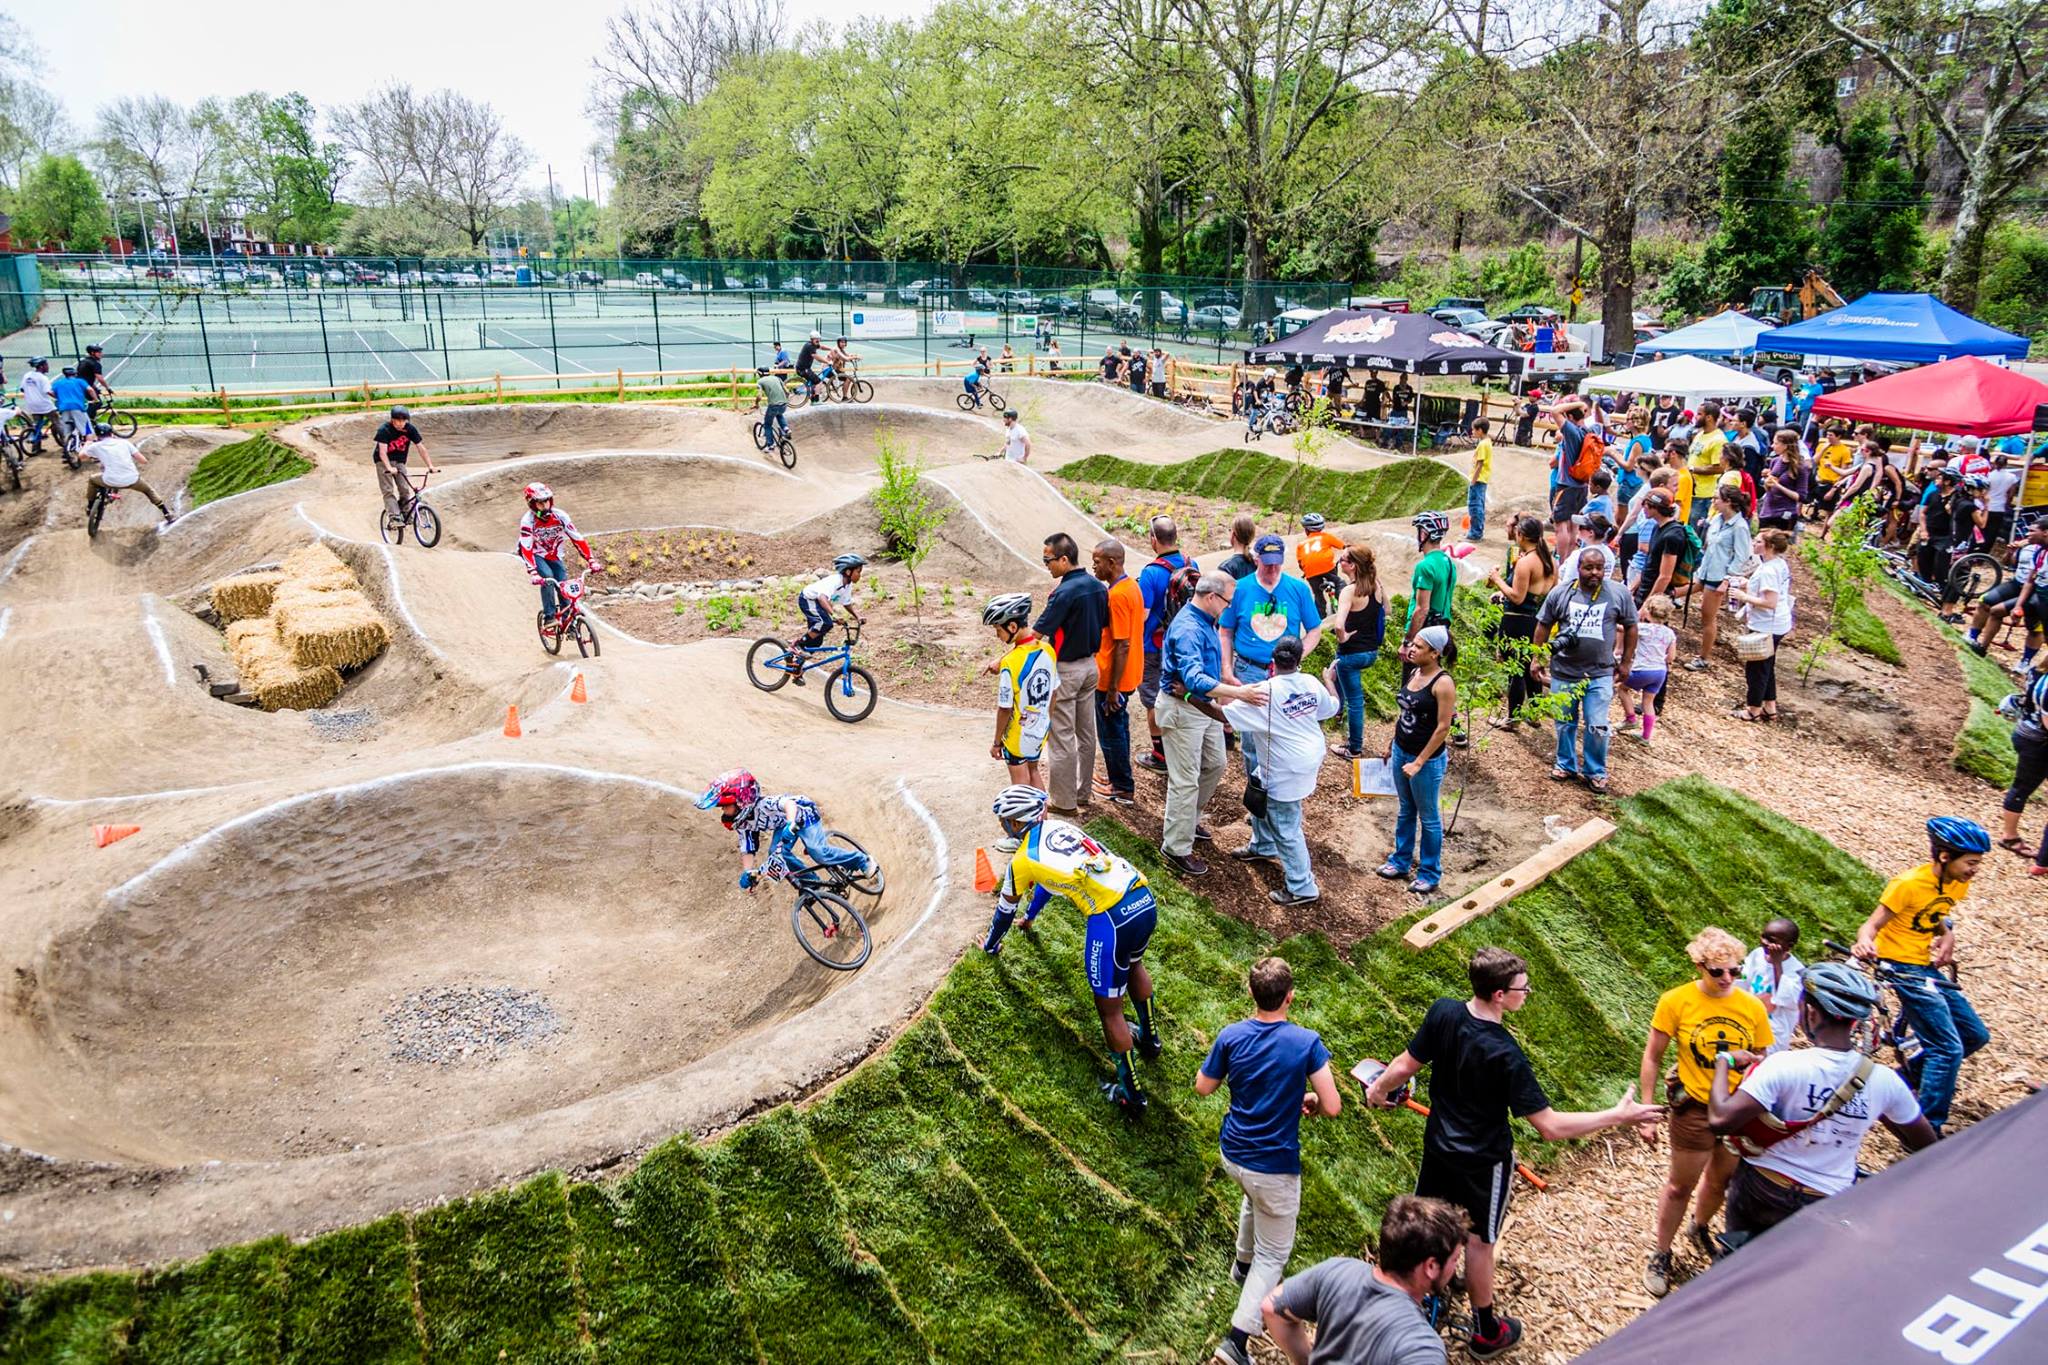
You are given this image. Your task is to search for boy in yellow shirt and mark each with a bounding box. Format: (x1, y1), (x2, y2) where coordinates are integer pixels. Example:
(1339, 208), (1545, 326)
(1854, 816), (1992, 1132)
(1467, 417), (1494, 541)
(983, 592), (1056, 792)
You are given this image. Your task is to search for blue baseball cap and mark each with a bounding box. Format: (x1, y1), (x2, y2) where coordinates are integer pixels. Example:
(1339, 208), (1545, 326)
(1254, 533), (1286, 564)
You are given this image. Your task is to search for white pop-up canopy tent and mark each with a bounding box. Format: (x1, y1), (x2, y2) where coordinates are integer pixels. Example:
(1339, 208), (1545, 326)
(1583, 353), (1786, 416)
(1645, 310), (1770, 357)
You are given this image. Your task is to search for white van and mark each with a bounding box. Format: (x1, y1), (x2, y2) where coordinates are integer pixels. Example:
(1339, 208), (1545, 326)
(633, 272), (659, 288)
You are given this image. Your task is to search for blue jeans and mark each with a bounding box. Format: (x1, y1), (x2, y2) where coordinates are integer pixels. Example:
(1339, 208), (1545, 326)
(1232, 658), (1271, 779)
(24, 412), (56, 449)
(762, 402), (788, 445)
(1552, 672), (1614, 780)
(1096, 689), (1135, 794)
(1249, 796), (1317, 898)
(534, 555), (567, 621)
(1332, 652), (1378, 755)
(777, 818), (868, 874)
(1467, 482), (1488, 539)
(1888, 963), (1991, 1130)
(1389, 741), (1447, 885)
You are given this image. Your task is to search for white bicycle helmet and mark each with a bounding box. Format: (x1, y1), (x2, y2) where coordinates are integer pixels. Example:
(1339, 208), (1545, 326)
(992, 784), (1049, 825)
(981, 592), (1033, 627)
(1302, 512), (1326, 531)
(1412, 509), (1451, 541)
(523, 482), (554, 509)
(1801, 962), (1879, 1021)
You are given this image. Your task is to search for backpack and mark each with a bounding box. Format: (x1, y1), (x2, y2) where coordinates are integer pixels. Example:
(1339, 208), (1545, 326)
(1149, 557), (1202, 649)
(1568, 427), (1606, 483)
(1676, 522), (1705, 578)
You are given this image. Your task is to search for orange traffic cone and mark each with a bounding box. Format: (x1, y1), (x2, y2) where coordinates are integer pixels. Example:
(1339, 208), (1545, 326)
(1460, 512), (1472, 531)
(570, 673), (588, 704)
(94, 824), (141, 848)
(973, 848), (997, 894)
(504, 704), (522, 738)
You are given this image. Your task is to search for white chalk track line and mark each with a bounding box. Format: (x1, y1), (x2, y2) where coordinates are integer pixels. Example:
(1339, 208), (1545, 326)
(0, 606), (11, 641)
(885, 779), (949, 963)
(139, 596), (178, 689)
(0, 534), (35, 585)
(429, 449), (800, 493)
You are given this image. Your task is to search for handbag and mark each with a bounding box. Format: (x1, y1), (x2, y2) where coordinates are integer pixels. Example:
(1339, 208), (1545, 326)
(1733, 629), (1775, 662)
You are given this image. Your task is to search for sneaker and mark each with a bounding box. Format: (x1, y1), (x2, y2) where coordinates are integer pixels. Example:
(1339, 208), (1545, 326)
(1133, 1024), (1163, 1062)
(1375, 861), (1409, 880)
(1211, 1338), (1252, 1365)
(1230, 1257), (1253, 1285)
(1687, 1222), (1721, 1261)
(1048, 805), (1080, 819)
(1137, 752), (1169, 773)
(1229, 846), (1280, 865)
(1100, 1078), (1147, 1117)
(1970, 639), (1990, 657)
(1194, 823), (1215, 843)
(790, 669), (807, 687)
(1643, 1250), (1674, 1297)
(1407, 878), (1439, 896)
(1269, 890), (1320, 907)
(1468, 1316), (1523, 1358)
(1684, 657), (1710, 671)
(1108, 790), (1136, 807)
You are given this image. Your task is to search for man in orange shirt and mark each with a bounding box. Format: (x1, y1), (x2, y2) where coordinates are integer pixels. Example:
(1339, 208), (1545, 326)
(1092, 538), (1147, 806)
(1295, 513), (1346, 618)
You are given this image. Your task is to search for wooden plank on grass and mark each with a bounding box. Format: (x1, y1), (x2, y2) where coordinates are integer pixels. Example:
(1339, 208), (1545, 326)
(1403, 818), (1617, 950)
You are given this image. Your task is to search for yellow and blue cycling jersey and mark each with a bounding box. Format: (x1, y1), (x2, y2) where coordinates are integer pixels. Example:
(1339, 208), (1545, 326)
(995, 637), (1056, 760)
(1000, 820), (1157, 998)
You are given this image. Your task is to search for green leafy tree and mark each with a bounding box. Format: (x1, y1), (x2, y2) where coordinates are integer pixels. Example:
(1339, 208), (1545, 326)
(1816, 105), (1925, 299)
(1698, 108), (1813, 303)
(869, 426), (951, 643)
(14, 153), (111, 250)
(214, 92), (347, 246)
(1799, 494), (1885, 680)
(1288, 395), (1335, 516)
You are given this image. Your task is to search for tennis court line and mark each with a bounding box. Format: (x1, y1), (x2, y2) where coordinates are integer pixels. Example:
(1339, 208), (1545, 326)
(353, 330), (398, 382)
(496, 327), (599, 375)
(103, 333), (157, 383)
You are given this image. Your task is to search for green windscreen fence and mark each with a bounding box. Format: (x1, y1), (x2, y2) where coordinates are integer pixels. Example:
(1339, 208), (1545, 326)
(0, 254), (42, 333)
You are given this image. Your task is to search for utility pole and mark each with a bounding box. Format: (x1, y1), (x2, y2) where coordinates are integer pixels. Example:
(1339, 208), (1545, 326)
(545, 164), (559, 259)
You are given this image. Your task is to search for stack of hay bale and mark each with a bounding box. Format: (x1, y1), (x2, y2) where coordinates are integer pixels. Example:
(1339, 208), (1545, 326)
(209, 543), (392, 710)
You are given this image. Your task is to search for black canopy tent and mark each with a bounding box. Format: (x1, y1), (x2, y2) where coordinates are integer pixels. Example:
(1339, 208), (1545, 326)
(1247, 308), (1524, 453)
(1575, 1091), (2048, 1363)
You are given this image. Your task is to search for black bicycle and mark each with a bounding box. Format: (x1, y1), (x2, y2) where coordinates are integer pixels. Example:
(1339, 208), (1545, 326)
(380, 468), (443, 547)
(1864, 527), (2001, 613)
(769, 831), (882, 970)
(751, 416), (798, 469)
(85, 481), (114, 537)
(88, 402), (138, 439)
(1, 422), (22, 493)
(1821, 940), (1925, 1082)
(956, 384), (1006, 413)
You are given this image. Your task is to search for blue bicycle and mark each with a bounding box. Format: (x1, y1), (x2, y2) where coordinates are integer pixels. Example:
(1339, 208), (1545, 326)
(745, 621), (879, 722)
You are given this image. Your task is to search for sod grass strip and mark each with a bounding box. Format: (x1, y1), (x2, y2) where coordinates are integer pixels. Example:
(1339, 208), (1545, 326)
(1838, 592), (1901, 664)
(1054, 450), (1467, 524)
(1956, 698), (2019, 787)
(183, 434), (313, 507)
(7, 779), (1882, 1362)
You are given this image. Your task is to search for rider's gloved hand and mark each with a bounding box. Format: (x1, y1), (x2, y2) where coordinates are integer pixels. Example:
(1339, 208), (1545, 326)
(739, 870), (755, 890)
(529, 574), (543, 585)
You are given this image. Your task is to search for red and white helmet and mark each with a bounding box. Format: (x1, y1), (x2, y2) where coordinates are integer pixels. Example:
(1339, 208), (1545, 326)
(523, 482), (555, 510)
(696, 768), (762, 827)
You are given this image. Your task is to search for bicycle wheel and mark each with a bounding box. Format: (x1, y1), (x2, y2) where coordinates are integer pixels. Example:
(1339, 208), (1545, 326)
(572, 613), (600, 657)
(107, 409), (139, 439)
(955, 392), (977, 412)
(5, 455), (20, 493)
(410, 500), (442, 547)
(824, 663), (879, 723)
(380, 507), (407, 545)
(987, 391), (1007, 413)
(752, 421), (767, 450)
(824, 830), (885, 896)
(791, 888), (872, 970)
(1948, 553), (2002, 605)
(848, 378), (873, 403)
(86, 492), (105, 538)
(4, 412), (32, 450)
(538, 609), (565, 655)
(746, 636), (794, 690)
(786, 383), (810, 409)
(778, 435), (797, 470)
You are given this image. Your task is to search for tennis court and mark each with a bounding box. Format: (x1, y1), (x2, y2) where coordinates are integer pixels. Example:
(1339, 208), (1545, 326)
(11, 282), (1248, 394)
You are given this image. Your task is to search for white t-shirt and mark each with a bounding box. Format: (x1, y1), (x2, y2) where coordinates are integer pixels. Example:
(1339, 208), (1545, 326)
(1986, 467), (2020, 513)
(1744, 556), (1794, 635)
(1739, 947), (1805, 1053)
(801, 571), (855, 609)
(86, 436), (141, 486)
(20, 369), (53, 414)
(1002, 422), (1031, 463)
(1630, 621), (1676, 674)
(1220, 672), (1340, 802)
(1740, 1046), (1921, 1194)
(2015, 541), (2046, 589)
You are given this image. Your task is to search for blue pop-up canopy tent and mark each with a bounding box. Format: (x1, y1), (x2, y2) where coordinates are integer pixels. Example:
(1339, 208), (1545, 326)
(1756, 292), (2028, 363)
(1647, 310), (1770, 357)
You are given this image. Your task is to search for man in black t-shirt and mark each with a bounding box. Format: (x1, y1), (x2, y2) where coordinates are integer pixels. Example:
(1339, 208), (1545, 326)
(794, 332), (823, 400)
(1366, 946), (1662, 1360)
(1635, 491), (1690, 608)
(373, 404), (438, 521)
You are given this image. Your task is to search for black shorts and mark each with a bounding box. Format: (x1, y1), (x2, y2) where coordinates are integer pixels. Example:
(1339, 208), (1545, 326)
(1551, 484), (1587, 522)
(1416, 1147), (1514, 1244)
(2025, 587), (2048, 629)
(1988, 511), (2014, 545)
(1984, 578), (2025, 610)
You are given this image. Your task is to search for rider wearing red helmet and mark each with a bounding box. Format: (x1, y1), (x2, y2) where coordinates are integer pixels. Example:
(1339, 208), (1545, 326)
(696, 767), (873, 888)
(517, 482), (599, 625)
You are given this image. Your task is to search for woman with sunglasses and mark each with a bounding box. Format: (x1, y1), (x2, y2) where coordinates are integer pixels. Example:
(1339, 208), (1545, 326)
(1637, 926), (1775, 1297)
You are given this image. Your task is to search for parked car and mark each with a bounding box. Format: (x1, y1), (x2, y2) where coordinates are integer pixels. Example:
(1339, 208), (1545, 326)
(839, 282), (869, 299)
(899, 278), (932, 303)
(997, 289), (1038, 312)
(243, 267), (275, 286)
(1085, 288), (1138, 322)
(1345, 295), (1410, 312)
(1427, 306), (1511, 345)
(1497, 304), (1562, 324)
(1191, 304), (1241, 329)
(1430, 296), (1486, 313)
(784, 275), (810, 292)
(965, 286), (1000, 308)
(350, 268), (383, 285)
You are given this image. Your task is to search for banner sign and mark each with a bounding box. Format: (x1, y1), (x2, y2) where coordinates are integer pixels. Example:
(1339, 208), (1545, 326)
(849, 309), (916, 340)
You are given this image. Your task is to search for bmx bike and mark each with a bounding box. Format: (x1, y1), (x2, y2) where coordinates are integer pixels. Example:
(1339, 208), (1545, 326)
(956, 385), (1006, 413)
(761, 831), (884, 970)
(752, 416), (798, 469)
(746, 621), (879, 722)
(537, 574), (601, 658)
(380, 468), (443, 547)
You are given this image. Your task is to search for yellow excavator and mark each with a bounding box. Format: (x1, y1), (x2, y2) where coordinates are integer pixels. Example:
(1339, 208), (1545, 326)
(1748, 269), (1845, 325)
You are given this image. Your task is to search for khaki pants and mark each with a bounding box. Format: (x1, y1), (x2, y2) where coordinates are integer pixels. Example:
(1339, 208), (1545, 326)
(1046, 657), (1099, 811)
(1223, 1157), (1301, 1337)
(87, 472), (167, 513)
(376, 462), (416, 520)
(1158, 693), (1225, 856)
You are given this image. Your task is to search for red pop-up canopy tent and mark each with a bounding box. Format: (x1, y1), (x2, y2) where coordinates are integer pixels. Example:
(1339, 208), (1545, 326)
(1811, 354), (2048, 436)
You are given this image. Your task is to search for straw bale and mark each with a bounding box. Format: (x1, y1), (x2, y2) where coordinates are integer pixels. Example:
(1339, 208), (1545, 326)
(272, 585), (391, 671)
(227, 618), (344, 711)
(280, 541), (358, 591)
(210, 571), (286, 623)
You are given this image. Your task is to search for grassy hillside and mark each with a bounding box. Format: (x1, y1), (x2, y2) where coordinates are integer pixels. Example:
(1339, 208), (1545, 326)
(2, 778), (1878, 1363)
(1055, 450), (1466, 525)
(184, 434), (313, 507)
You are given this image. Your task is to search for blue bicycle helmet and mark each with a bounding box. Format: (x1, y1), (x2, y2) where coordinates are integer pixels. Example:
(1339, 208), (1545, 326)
(1926, 815), (1991, 855)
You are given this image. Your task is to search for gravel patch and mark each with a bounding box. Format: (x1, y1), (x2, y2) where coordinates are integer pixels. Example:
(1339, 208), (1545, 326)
(305, 707), (377, 741)
(383, 985), (564, 1065)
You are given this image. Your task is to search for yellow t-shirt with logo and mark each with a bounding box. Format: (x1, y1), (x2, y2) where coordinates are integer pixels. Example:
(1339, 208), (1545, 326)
(1816, 440), (1854, 485)
(1673, 467), (1696, 523)
(1652, 981), (1775, 1104)
(1688, 429), (1728, 481)
(1875, 863), (1968, 966)
(994, 637), (1057, 758)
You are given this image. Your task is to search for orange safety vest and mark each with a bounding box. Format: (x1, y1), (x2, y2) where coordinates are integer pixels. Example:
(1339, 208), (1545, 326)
(1296, 530), (1345, 578)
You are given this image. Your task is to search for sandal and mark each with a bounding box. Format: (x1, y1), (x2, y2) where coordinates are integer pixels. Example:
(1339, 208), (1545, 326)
(1998, 836), (2029, 856)
(1589, 777), (1610, 794)
(1729, 707), (1762, 721)
(1550, 766), (1576, 781)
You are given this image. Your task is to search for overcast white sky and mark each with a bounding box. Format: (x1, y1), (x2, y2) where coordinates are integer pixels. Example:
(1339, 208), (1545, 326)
(28, 0), (934, 200)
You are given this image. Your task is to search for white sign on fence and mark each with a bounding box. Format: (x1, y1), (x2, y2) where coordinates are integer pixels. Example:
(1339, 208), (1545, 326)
(930, 309), (966, 336)
(849, 309), (917, 340)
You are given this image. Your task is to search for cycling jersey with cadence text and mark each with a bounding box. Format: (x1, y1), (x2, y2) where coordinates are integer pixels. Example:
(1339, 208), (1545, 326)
(1001, 820), (1144, 919)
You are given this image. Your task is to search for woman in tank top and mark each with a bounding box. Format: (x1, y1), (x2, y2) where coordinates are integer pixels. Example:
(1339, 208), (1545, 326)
(1377, 625), (1457, 895)
(1482, 515), (1556, 729)
(1324, 545), (1388, 758)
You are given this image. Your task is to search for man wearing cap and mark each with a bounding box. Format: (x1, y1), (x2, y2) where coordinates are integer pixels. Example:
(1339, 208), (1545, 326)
(1531, 545), (1637, 794)
(1221, 535), (1322, 783)
(1956, 435), (1992, 479)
